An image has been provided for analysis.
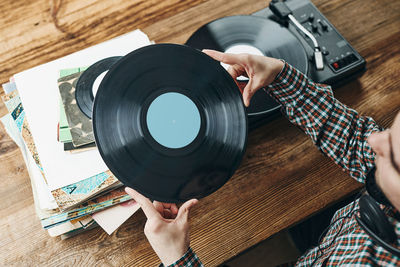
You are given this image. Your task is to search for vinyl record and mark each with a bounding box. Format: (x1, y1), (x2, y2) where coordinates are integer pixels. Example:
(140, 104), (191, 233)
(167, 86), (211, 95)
(76, 56), (122, 118)
(93, 44), (248, 202)
(186, 15), (308, 117)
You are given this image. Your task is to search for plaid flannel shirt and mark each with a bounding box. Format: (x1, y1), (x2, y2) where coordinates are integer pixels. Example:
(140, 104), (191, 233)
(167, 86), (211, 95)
(267, 62), (400, 266)
(168, 62), (400, 266)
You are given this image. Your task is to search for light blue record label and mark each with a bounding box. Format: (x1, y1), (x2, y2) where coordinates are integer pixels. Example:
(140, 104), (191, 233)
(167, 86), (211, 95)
(146, 92), (201, 149)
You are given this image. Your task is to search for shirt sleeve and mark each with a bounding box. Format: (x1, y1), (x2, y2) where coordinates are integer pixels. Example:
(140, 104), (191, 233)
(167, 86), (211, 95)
(159, 247), (203, 267)
(265, 62), (382, 183)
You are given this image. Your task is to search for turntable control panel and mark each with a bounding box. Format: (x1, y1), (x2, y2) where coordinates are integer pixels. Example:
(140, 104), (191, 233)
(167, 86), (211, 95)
(292, 5), (360, 72)
(254, 0), (366, 86)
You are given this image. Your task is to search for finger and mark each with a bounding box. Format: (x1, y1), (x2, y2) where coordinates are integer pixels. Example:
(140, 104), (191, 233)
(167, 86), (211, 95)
(170, 203), (179, 215)
(153, 202), (178, 217)
(177, 199), (198, 223)
(202, 49), (242, 65)
(227, 64), (246, 80)
(125, 187), (160, 219)
(153, 201), (165, 216)
(160, 202), (178, 215)
(160, 202), (173, 210)
(227, 65), (238, 79)
(163, 208), (175, 219)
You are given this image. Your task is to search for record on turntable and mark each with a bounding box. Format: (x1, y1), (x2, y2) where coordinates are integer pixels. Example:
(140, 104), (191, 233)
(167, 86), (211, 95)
(93, 44), (248, 203)
(186, 15), (308, 118)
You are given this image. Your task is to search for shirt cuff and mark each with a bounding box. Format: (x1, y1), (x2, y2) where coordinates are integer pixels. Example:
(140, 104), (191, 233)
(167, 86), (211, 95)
(159, 247), (203, 267)
(266, 61), (333, 107)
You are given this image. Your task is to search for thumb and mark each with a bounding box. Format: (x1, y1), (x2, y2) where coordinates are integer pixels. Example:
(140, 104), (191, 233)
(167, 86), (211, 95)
(176, 199), (198, 223)
(242, 79), (256, 107)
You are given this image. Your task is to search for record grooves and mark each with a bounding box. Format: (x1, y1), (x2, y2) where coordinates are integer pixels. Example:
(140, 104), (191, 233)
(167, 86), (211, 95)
(186, 15), (308, 117)
(93, 44), (248, 202)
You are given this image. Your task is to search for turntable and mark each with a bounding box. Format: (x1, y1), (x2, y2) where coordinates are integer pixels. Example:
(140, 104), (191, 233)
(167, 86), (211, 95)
(186, 0), (366, 129)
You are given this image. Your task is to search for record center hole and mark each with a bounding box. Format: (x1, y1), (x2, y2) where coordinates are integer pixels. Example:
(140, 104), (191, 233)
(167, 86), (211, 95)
(146, 92), (201, 149)
(92, 71), (108, 97)
(222, 44), (264, 81)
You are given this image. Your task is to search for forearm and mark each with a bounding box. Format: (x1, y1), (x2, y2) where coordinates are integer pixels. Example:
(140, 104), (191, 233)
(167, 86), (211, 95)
(266, 62), (382, 183)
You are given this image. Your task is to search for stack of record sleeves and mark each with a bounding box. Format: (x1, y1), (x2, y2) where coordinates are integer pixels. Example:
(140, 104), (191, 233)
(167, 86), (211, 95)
(0, 30), (150, 238)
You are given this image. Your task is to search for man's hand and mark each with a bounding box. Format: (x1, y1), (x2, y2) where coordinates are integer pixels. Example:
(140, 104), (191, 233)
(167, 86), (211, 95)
(202, 49), (284, 107)
(125, 187), (198, 266)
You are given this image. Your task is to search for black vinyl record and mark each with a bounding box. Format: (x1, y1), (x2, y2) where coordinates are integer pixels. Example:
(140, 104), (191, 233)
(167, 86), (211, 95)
(93, 44), (248, 202)
(186, 15), (308, 117)
(76, 56), (122, 118)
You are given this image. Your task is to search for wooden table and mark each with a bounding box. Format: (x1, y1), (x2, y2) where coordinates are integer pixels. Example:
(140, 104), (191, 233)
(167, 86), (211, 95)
(0, 0), (399, 266)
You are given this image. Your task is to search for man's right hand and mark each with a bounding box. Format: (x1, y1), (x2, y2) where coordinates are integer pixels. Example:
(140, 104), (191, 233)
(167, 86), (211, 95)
(202, 49), (284, 107)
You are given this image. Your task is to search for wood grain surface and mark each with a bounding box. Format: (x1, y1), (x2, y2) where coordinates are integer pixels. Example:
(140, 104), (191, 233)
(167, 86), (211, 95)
(0, 0), (399, 266)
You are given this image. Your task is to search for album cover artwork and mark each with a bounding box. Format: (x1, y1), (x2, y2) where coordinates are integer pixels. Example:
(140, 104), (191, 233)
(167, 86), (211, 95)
(59, 98), (72, 143)
(58, 67), (88, 143)
(58, 72), (95, 147)
(51, 170), (121, 211)
(63, 141), (96, 153)
(47, 215), (94, 237)
(2, 89), (121, 212)
(2, 89), (47, 183)
(42, 187), (131, 229)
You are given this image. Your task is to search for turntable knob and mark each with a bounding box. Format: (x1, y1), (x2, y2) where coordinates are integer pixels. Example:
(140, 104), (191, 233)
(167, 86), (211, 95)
(308, 13), (315, 22)
(312, 23), (318, 32)
(318, 19), (329, 31)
